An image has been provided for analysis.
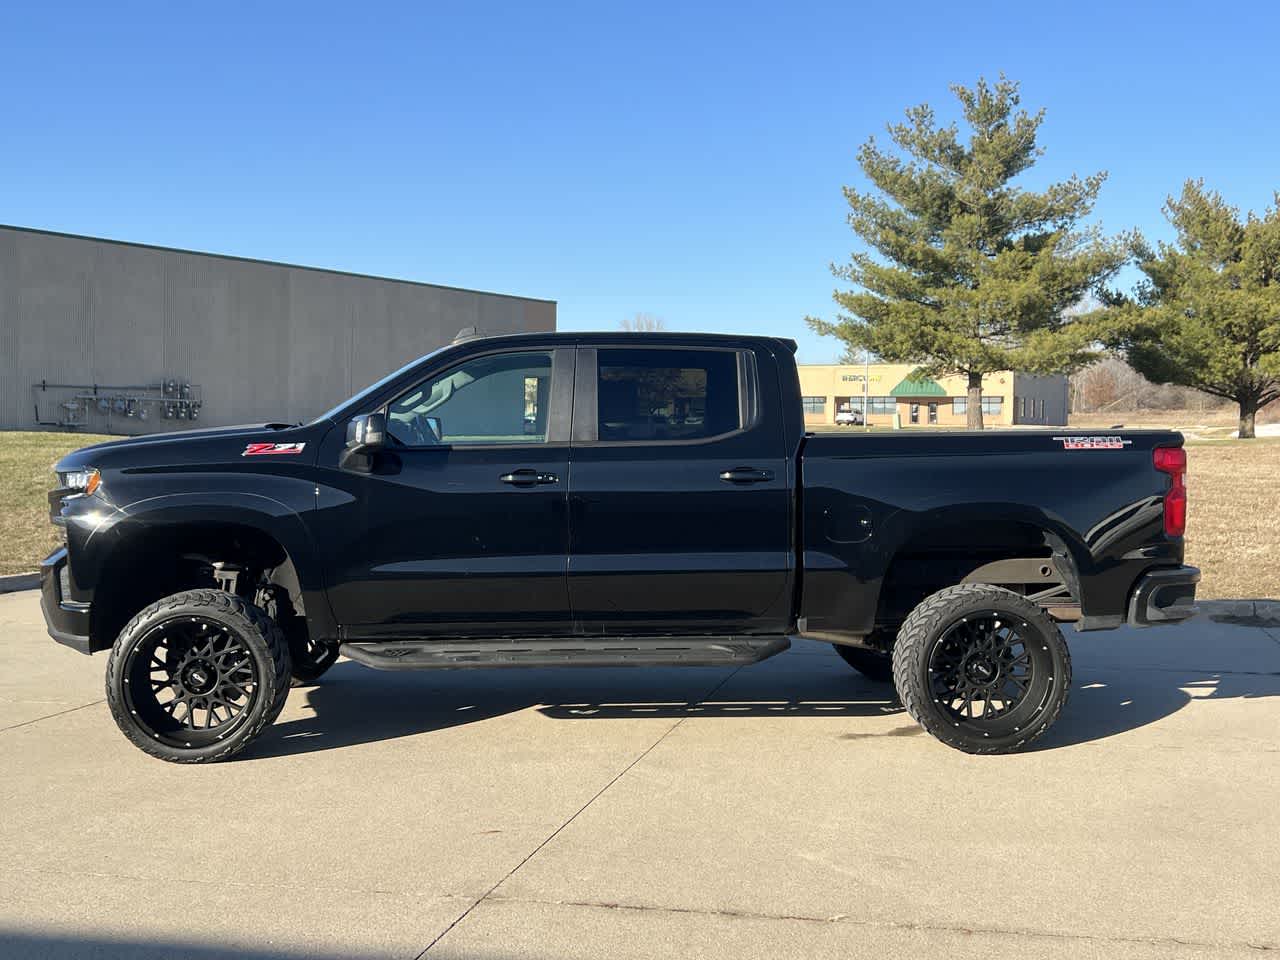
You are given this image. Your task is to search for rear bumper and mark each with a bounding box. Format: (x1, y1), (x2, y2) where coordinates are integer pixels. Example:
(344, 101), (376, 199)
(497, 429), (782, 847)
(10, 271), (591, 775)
(1127, 565), (1200, 627)
(39, 548), (93, 654)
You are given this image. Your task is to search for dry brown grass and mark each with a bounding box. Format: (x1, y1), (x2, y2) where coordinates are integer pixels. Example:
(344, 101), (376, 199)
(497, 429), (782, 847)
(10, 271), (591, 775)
(0, 431), (114, 576)
(1070, 408), (1242, 441)
(1182, 438), (1280, 600)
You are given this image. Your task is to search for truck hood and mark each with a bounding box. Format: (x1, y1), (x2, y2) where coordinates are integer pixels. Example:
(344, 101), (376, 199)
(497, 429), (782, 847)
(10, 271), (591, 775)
(54, 423), (307, 473)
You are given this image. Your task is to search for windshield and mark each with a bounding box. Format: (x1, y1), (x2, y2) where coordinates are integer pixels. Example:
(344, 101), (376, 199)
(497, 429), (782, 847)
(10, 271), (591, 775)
(309, 345), (452, 425)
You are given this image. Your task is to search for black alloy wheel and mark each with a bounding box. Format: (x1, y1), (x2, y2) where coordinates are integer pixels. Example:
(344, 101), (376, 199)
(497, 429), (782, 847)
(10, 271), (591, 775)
(928, 615), (1044, 724)
(122, 616), (258, 746)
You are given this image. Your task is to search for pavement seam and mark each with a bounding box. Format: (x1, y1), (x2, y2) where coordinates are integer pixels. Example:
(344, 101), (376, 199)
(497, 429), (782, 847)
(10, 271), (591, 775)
(0, 698), (104, 734)
(414, 666), (746, 958)
(1077, 663), (1280, 678)
(483, 894), (1279, 953)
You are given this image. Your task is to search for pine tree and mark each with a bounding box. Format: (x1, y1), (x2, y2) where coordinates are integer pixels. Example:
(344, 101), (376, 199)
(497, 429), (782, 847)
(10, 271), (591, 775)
(1100, 181), (1280, 439)
(808, 76), (1126, 428)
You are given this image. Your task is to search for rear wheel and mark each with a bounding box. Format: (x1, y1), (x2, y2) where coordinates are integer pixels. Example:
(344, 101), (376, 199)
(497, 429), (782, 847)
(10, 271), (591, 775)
(105, 589), (291, 763)
(833, 633), (894, 682)
(892, 584), (1071, 754)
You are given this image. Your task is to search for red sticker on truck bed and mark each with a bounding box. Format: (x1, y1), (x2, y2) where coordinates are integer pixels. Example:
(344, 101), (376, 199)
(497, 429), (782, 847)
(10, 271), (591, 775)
(242, 442), (307, 456)
(1053, 436), (1132, 450)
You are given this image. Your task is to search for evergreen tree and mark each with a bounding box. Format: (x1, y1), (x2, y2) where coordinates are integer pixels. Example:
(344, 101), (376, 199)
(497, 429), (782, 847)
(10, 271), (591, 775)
(1101, 180), (1280, 439)
(808, 76), (1126, 428)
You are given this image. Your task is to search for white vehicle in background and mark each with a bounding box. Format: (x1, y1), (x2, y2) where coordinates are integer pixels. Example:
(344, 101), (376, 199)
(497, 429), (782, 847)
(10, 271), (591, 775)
(835, 407), (864, 426)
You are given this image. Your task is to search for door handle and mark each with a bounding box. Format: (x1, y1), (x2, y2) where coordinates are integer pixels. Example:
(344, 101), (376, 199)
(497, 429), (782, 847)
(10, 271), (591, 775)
(719, 467), (774, 484)
(500, 469), (559, 487)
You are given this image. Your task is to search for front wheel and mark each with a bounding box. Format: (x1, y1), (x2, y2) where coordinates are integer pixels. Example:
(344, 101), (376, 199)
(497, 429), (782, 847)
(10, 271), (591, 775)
(892, 584), (1071, 754)
(105, 589), (292, 763)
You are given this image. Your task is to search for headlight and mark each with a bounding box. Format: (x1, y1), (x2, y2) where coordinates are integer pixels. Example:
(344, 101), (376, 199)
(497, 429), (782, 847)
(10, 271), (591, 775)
(59, 468), (102, 496)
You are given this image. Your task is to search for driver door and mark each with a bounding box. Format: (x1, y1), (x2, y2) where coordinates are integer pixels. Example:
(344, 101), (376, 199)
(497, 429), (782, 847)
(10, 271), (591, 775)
(320, 347), (574, 638)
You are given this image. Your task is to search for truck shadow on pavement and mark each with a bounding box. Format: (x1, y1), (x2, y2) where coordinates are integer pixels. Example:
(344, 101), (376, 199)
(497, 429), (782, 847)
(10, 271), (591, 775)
(0, 932), (383, 960)
(247, 626), (1280, 760)
(250, 655), (903, 760)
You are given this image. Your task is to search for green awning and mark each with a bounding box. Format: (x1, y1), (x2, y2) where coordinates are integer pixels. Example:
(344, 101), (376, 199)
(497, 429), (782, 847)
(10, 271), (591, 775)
(889, 371), (948, 398)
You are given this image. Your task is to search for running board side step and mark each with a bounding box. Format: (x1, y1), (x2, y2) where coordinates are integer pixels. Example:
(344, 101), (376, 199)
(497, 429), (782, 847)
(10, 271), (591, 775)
(339, 635), (791, 671)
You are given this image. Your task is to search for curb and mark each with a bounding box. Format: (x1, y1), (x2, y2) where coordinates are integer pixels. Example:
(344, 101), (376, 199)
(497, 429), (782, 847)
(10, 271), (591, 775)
(0, 573), (40, 594)
(1199, 599), (1280, 628)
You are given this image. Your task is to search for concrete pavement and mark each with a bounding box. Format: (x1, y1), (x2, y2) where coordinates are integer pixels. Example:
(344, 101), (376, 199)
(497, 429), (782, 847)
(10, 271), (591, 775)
(1, 589), (1277, 959)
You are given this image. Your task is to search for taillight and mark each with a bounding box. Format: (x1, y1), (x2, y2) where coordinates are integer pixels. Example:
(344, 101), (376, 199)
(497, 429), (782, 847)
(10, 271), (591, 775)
(1154, 446), (1187, 537)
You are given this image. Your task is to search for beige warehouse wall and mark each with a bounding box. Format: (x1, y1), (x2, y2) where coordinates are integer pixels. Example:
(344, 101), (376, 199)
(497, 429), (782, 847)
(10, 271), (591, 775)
(797, 363), (1060, 428)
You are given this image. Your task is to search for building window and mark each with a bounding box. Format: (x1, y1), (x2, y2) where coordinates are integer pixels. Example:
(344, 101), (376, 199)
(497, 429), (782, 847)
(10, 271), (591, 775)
(1036, 398), (1045, 420)
(953, 396), (1003, 416)
(928, 402), (938, 424)
(909, 402), (920, 424)
(858, 396), (894, 415)
(1017, 396), (1026, 419)
(801, 396), (826, 415)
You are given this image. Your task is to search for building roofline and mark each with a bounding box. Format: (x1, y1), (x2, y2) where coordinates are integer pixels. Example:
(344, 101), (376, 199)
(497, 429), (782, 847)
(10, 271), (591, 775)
(0, 223), (557, 305)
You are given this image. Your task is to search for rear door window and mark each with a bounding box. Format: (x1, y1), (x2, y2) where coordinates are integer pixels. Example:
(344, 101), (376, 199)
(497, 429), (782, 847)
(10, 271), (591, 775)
(595, 348), (744, 442)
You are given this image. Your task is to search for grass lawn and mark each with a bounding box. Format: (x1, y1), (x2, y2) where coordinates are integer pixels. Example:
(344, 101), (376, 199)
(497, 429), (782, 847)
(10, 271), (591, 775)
(0, 431), (114, 576)
(1, 427), (1275, 599)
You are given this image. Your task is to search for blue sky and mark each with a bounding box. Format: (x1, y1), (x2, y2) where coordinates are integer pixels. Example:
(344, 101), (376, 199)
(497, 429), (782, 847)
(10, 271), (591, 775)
(4, 1), (1278, 362)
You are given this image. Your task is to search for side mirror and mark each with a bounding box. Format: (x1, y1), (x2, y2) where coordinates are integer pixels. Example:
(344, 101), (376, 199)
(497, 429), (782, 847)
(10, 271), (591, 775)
(340, 413), (386, 472)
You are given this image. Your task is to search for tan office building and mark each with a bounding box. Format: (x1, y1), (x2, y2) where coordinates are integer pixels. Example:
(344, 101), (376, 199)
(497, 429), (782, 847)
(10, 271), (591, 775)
(797, 363), (1068, 429)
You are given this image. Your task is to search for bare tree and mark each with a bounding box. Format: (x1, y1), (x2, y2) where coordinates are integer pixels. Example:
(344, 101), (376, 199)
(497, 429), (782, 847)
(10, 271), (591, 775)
(1069, 358), (1229, 414)
(620, 313), (666, 332)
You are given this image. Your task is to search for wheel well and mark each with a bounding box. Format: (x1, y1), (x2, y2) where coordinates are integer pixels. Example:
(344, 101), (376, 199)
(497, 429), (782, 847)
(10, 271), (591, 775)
(90, 523), (308, 654)
(875, 519), (1079, 634)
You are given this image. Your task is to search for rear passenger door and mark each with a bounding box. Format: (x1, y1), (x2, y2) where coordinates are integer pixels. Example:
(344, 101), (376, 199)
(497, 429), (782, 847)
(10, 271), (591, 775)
(567, 345), (793, 636)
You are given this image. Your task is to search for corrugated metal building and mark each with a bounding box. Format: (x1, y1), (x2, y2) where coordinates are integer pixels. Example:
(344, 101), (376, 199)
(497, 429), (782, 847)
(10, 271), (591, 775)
(0, 225), (556, 434)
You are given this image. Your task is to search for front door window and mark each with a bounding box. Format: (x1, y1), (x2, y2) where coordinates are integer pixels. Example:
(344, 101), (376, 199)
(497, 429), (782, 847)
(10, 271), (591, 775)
(387, 351), (553, 447)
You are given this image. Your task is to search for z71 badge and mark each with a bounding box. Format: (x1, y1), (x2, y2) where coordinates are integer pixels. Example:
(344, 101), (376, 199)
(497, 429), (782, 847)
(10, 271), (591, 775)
(1053, 435), (1132, 450)
(242, 442), (307, 457)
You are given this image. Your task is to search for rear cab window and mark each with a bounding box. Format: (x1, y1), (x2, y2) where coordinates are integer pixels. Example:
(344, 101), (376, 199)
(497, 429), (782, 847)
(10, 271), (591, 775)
(594, 347), (754, 443)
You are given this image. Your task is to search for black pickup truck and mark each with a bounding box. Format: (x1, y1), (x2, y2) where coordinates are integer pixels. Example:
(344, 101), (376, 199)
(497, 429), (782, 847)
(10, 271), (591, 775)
(41, 331), (1199, 762)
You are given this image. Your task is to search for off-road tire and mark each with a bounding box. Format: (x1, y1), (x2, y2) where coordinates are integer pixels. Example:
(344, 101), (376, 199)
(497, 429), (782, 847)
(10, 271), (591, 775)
(892, 584), (1071, 754)
(833, 634), (894, 682)
(105, 589), (292, 763)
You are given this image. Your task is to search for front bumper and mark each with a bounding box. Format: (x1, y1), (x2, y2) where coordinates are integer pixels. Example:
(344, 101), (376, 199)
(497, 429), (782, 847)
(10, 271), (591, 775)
(1127, 565), (1200, 627)
(40, 548), (93, 654)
